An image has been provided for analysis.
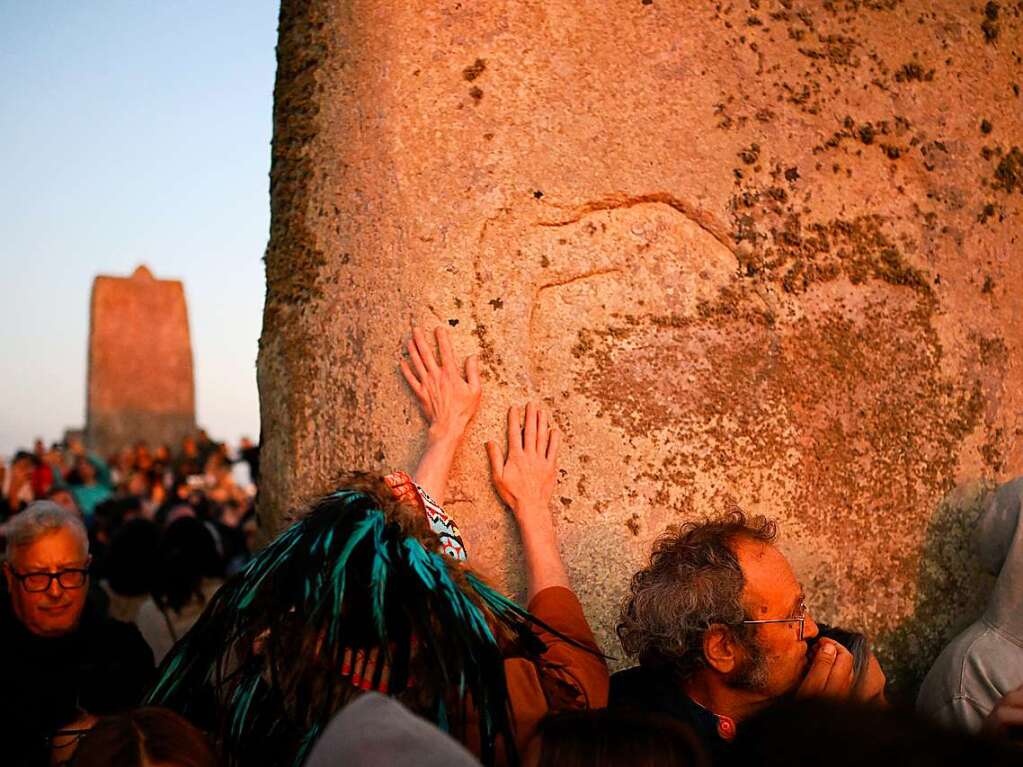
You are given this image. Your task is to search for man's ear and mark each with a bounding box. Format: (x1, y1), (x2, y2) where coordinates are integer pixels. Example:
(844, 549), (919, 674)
(2, 561), (14, 592)
(703, 624), (739, 674)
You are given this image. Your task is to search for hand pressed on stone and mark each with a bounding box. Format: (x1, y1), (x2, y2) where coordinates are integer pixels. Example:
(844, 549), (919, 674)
(486, 402), (562, 516)
(400, 326), (482, 445)
(486, 402), (569, 598)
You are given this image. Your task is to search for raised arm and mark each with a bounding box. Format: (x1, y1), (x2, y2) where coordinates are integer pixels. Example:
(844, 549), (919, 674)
(486, 402), (569, 600)
(400, 326), (481, 507)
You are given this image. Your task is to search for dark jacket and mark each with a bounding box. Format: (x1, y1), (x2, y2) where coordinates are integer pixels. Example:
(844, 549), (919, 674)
(610, 665), (732, 763)
(0, 582), (155, 766)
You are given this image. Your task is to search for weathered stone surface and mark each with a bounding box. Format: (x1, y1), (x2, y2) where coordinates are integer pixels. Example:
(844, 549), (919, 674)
(87, 265), (196, 455)
(259, 0), (1023, 697)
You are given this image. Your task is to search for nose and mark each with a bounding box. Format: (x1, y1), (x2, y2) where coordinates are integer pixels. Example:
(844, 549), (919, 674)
(803, 612), (819, 641)
(46, 576), (65, 599)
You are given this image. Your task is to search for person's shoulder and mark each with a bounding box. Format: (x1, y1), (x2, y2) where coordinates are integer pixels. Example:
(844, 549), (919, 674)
(918, 621), (1006, 710)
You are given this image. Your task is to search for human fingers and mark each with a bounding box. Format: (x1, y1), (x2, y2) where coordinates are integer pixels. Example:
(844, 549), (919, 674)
(523, 402), (537, 453)
(486, 440), (505, 480)
(508, 406), (523, 453)
(406, 337), (429, 381)
(797, 639), (839, 698)
(399, 359), (425, 397)
(536, 406), (549, 453)
(341, 646), (354, 676)
(1001, 685), (1023, 706)
(823, 644), (855, 698)
(412, 326), (439, 372)
(435, 326), (456, 369)
(547, 428), (562, 464)
(994, 707), (1023, 728)
(465, 354), (481, 391)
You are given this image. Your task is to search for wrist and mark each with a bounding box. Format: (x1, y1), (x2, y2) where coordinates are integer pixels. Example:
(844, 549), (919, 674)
(426, 424), (466, 449)
(512, 497), (550, 514)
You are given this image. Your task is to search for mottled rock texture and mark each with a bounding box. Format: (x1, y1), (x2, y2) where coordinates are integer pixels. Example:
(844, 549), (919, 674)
(259, 0), (1023, 697)
(88, 265), (196, 455)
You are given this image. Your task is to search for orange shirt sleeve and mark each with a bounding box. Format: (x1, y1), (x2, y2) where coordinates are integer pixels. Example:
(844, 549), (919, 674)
(504, 586), (609, 753)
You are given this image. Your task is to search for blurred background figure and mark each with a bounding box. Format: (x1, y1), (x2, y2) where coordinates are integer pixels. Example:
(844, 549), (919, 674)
(134, 515), (224, 664)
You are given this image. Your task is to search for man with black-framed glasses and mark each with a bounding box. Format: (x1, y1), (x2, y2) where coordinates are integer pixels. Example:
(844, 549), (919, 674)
(0, 501), (154, 766)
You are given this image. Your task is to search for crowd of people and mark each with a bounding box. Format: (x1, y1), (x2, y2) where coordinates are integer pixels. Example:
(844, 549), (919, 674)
(1, 325), (1021, 766)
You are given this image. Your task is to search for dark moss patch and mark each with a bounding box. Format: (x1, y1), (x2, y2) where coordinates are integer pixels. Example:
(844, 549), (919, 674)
(462, 58), (486, 81)
(894, 62), (935, 82)
(739, 143), (761, 165)
(982, 2), (1000, 42)
(730, 187), (932, 299)
(993, 147), (1023, 193)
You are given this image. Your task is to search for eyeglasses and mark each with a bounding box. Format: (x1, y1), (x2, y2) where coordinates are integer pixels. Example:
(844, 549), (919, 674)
(8, 562), (90, 593)
(742, 600), (807, 640)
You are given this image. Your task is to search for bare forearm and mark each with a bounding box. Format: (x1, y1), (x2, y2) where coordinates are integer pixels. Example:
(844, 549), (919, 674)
(412, 431), (461, 507)
(515, 502), (570, 600)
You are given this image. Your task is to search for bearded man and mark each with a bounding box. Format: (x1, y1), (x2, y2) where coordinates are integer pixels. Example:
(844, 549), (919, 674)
(611, 513), (884, 761)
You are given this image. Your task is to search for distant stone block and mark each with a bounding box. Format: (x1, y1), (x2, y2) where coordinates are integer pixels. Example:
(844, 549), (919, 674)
(87, 265), (195, 455)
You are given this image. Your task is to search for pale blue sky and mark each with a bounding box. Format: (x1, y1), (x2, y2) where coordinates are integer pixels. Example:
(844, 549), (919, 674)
(0, 1), (279, 458)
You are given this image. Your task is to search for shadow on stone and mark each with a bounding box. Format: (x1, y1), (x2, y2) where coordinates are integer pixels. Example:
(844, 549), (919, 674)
(879, 480), (995, 704)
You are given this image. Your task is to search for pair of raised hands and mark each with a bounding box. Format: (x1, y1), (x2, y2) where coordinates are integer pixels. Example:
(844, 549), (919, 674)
(400, 326), (560, 517)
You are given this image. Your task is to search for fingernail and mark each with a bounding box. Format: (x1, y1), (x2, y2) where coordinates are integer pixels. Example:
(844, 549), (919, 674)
(821, 642), (836, 657)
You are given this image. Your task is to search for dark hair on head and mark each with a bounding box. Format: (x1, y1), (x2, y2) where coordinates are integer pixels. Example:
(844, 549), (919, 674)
(617, 511), (777, 679)
(153, 517), (223, 613)
(146, 471), (577, 767)
(535, 708), (709, 767)
(13, 450), (38, 466)
(102, 518), (160, 596)
(71, 707), (217, 767)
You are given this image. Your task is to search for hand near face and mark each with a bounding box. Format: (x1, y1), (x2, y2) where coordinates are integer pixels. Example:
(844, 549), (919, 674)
(983, 684), (1023, 744)
(795, 638), (855, 700)
(400, 326), (482, 445)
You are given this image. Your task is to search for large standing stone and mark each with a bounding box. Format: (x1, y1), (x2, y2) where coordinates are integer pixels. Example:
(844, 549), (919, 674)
(87, 265), (196, 455)
(259, 0), (1023, 695)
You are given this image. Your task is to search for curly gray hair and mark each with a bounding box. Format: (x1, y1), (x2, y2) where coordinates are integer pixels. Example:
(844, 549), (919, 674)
(617, 511), (777, 680)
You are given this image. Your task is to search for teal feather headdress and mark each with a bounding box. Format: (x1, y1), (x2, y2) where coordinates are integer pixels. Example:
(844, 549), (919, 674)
(145, 472), (585, 767)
